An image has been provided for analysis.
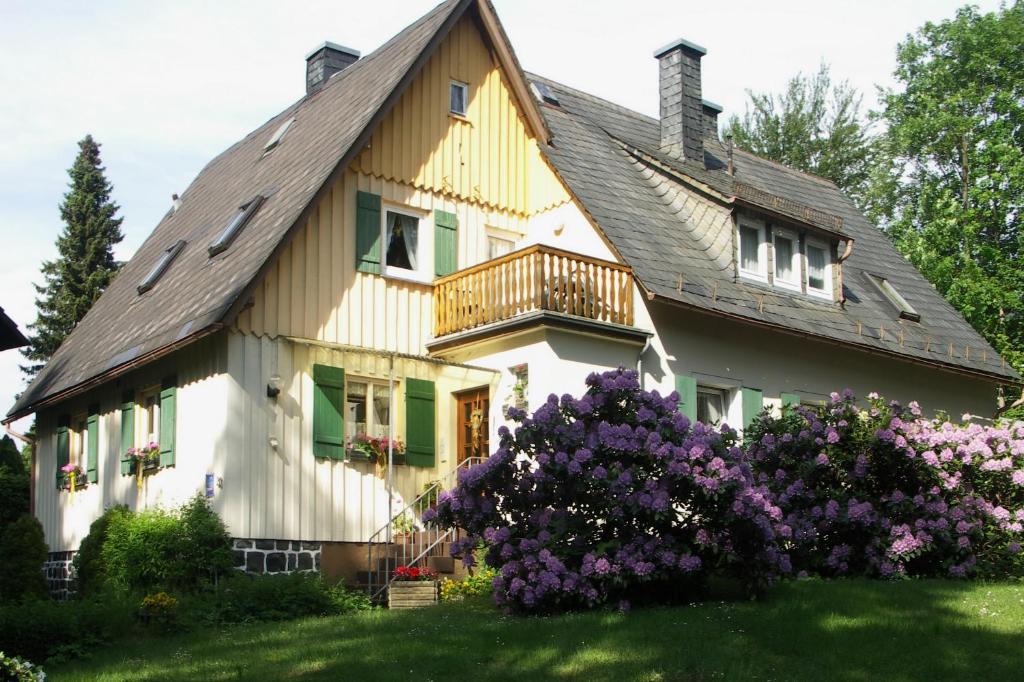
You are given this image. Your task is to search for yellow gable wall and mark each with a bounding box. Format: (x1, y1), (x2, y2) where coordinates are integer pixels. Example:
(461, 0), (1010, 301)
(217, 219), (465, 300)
(236, 14), (578, 351)
(351, 14), (569, 216)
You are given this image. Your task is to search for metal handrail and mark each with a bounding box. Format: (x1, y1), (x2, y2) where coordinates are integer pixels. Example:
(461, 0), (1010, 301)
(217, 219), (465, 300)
(366, 456), (485, 601)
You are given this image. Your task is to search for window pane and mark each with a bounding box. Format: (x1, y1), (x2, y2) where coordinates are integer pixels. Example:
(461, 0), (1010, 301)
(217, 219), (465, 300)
(740, 226), (760, 273)
(487, 236), (514, 260)
(807, 245), (827, 291)
(346, 382), (368, 439)
(697, 389), (725, 426)
(450, 83), (467, 115)
(385, 212), (419, 270)
(372, 386), (390, 440)
(775, 236), (794, 282)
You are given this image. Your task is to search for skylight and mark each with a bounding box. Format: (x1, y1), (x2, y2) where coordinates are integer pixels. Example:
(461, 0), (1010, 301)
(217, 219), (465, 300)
(529, 81), (560, 106)
(263, 118), (295, 154)
(867, 273), (920, 322)
(137, 240), (186, 295)
(208, 196), (265, 257)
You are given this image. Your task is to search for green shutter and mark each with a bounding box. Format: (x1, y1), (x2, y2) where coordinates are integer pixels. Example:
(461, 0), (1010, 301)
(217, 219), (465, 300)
(675, 375), (697, 422)
(159, 378), (177, 467)
(86, 405), (99, 484)
(56, 415), (70, 489)
(405, 378), (436, 467)
(781, 393), (800, 412)
(434, 209), (458, 277)
(355, 191), (382, 274)
(742, 387), (764, 429)
(120, 392), (135, 475)
(313, 364), (346, 460)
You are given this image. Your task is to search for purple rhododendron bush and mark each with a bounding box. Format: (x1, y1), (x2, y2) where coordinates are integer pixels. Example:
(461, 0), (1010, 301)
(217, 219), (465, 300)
(425, 369), (790, 613)
(746, 390), (1024, 580)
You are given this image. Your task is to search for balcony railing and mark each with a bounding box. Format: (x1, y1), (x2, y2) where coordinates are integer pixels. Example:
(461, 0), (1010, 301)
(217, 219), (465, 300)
(433, 244), (634, 337)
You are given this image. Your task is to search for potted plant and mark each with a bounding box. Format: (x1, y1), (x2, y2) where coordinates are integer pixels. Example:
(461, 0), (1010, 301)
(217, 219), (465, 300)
(388, 565), (439, 609)
(58, 463), (86, 493)
(126, 442), (161, 490)
(348, 434), (407, 477)
(391, 513), (415, 541)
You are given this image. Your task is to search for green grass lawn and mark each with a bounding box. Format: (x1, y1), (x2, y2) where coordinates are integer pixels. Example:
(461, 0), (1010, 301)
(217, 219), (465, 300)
(50, 579), (1024, 681)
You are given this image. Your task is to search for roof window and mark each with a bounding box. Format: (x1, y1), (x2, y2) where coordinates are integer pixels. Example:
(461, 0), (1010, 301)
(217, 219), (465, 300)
(867, 273), (920, 322)
(530, 81), (560, 106)
(138, 240), (186, 295)
(208, 196), (265, 257)
(263, 118), (295, 154)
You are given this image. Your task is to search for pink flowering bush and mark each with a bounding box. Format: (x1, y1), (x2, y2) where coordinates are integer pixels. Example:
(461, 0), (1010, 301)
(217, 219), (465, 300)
(746, 391), (1024, 579)
(425, 369), (789, 614)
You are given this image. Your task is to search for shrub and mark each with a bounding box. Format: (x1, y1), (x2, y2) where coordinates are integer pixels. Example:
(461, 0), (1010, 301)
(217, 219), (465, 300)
(440, 566), (497, 602)
(72, 505), (128, 596)
(0, 597), (134, 664)
(180, 573), (368, 626)
(100, 495), (232, 594)
(0, 651), (45, 681)
(0, 436), (29, 532)
(746, 391), (1024, 579)
(0, 516), (47, 603)
(139, 592), (180, 632)
(428, 368), (788, 614)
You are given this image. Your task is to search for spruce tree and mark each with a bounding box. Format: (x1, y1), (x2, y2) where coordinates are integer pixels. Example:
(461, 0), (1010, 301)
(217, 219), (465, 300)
(21, 135), (124, 379)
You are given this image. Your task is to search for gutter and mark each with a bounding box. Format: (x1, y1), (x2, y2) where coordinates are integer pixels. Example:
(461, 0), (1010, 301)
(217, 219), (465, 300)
(637, 281), (1021, 388)
(3, 323), (223, 425)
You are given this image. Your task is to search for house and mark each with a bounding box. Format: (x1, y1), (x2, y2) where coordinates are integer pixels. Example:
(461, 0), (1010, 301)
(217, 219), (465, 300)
(6, 0), (1018, 596)
(0, 307), (28, 352)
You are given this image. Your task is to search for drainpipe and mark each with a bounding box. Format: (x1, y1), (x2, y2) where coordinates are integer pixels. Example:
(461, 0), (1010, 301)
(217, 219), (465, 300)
(6, 424), (35, 517)
(387, 353), (395, 546)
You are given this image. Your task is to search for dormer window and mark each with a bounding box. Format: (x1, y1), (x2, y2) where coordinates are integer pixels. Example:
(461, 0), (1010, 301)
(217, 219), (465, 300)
(805, 238), (832, 298)
(137, 240), (186, 295)
(450, 80), (468, 117)
(772, 228), (800, 291)
(738, 220), (767, 281)
(867, 273), (920, 322)
(208, 196), (264, 257)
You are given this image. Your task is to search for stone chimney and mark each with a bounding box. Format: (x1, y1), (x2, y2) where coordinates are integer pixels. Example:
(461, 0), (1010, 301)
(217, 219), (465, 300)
(306, 42), (360, 95)
(701, 100), (722, 141)
(655, 38), (707, 164)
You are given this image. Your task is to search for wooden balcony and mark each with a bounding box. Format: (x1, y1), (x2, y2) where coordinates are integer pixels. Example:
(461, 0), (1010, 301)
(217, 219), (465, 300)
(433, 244), (635, 338)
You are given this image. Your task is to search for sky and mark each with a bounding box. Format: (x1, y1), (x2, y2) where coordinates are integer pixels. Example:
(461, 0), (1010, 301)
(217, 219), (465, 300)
(0, 0), (1003, 443)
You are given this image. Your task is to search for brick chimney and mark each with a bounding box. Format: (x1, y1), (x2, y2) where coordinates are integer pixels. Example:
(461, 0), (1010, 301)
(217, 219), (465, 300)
(306, 42), (360, 95)
(655, 38), (707, 164)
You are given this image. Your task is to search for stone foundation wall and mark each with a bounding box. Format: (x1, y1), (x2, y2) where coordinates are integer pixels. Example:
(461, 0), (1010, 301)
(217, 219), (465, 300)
(232, 539), (322, 575)
(44, 551), (76, 600)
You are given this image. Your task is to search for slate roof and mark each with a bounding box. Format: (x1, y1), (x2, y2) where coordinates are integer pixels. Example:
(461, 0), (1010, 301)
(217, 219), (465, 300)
(528, 74), (1019, 383)
(7, 0), (1017, 421)
(0, 307), (28, 352)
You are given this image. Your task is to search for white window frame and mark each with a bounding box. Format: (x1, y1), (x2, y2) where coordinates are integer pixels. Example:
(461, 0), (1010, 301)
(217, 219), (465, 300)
(138, 386), (161, 446)
(485, 225), (519, 262)
(449, 80), (469, 117)
(737, 219), (768, 282)
(804, 237), (833, 300)
(345, 378), (395, 447)
(381, 204), (430, 284)
(771, 227), (801, 291)
(70, 413), (87, 465)
(696, 386), (728, 427)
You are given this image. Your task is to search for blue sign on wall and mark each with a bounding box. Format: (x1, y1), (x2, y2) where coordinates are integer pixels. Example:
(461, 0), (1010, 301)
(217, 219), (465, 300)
(205, 473), (215, 498)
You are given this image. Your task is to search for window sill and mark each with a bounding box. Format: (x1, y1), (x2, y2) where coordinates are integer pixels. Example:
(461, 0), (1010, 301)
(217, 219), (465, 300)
(383, 268), (433, 286)
(449, 112), (472, 125)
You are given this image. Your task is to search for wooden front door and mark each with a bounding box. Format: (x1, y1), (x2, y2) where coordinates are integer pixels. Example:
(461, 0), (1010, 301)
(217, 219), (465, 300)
(456, 387), (490, 465)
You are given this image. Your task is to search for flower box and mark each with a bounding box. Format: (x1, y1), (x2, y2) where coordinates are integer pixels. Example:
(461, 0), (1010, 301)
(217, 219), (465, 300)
(388, 580), (439, 609)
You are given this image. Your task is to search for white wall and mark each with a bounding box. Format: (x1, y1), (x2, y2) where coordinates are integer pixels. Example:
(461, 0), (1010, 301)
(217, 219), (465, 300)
(34, 335), (229, 552)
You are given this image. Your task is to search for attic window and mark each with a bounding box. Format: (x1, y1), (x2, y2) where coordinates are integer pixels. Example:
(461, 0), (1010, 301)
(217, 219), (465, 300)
(263, 118), (295, 154)
(530, 81), (560, 106)
(867, 273), (920, 322)
(208, 196), (265, 257)
(449, 81), (468, 116)
(138, 240), (186, 295)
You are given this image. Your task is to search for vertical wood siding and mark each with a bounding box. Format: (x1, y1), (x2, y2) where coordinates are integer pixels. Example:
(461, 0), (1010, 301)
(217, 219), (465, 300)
(224, 332), (496, 542)
(235, 171), (535, 350)
(33, 335), (228, 552)
(352, 15), (569, 216)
